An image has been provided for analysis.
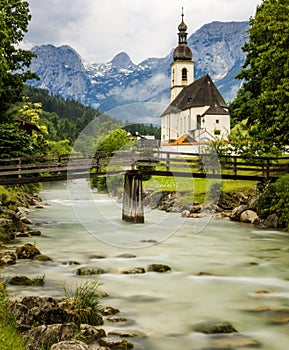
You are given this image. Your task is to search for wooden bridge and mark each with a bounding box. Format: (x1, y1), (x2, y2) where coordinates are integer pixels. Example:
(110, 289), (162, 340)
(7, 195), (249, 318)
(1, 150), (289, 223)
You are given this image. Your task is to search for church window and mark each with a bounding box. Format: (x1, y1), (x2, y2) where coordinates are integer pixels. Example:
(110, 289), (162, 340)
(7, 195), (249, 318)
(216, 119), (219, 124)
(214, 130), (221, 136)
(197, 115), (202, 129)
(182, 68), (187, 81)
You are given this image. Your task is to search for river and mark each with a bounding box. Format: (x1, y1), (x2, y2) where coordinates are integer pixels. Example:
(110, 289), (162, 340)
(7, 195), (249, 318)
(4, 180), (289, 349)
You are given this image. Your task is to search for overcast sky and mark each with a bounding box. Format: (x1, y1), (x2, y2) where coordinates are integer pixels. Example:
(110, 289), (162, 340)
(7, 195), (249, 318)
(24, 0), (262, 65)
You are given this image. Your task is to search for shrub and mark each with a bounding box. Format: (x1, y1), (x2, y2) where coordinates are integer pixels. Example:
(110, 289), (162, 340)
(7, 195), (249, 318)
(257, 175), (289, 231)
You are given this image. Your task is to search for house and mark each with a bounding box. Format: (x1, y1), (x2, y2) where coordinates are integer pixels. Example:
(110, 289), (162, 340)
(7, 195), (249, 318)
(16, 118), (41, 136)
(161, 11), (230, 149)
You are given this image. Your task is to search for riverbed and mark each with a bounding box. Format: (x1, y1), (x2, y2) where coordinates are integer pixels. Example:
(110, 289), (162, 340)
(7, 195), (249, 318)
(4, 180), (289, 349)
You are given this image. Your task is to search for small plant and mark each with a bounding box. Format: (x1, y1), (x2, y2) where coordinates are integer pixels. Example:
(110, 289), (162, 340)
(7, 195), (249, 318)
(63, 280), (103, 325)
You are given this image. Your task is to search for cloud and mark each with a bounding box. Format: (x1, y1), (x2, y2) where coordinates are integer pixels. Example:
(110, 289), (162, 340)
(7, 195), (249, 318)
(25, 0), (262, 64)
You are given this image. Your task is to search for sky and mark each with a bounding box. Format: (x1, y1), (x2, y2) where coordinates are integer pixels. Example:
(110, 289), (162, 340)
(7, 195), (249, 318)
(24, 0), (263, 65)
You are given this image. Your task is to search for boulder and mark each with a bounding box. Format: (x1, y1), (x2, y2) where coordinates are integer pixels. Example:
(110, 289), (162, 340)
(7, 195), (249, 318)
(79, 324), (106, 343)
(98, 338), (134, 349)
(101, 306), (120, 316)
(116, 253), (137, 258)
(230, 205), (248, 221)
(76, 267), (107, 275)
(16, 243), (41, 259)
(108, 329), (147, 338)
(209, 333), (261, 349)
(147, 264), (172, 273)
(192, 321), (237, 334)
(120, 267), (145, 274)
(50, 340), (91, 350)
(265, 213), (279, 228)
(32, 254), (53, 262)
(0, 251), (16, 265)
(20, 216), (32, 224)
(25, 323), (78, 350)
(8, 275), (34, 286)
(240, 210), (259, 224)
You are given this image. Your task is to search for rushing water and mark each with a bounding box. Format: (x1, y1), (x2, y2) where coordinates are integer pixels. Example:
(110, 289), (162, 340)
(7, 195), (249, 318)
(4, 180), (289, 349)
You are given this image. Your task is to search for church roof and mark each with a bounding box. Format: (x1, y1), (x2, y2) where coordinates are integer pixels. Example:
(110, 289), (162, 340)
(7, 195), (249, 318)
(162, 74), (229, 116)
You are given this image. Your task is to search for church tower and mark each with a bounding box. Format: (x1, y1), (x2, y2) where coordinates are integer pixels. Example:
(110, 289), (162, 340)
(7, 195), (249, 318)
(170, 9), (195, 102)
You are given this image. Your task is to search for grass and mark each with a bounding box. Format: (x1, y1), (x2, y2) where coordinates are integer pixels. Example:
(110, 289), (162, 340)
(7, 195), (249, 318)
(143, 175), (257, 205)
(0, 283), (27, 350)
(63, 280), (103, 326)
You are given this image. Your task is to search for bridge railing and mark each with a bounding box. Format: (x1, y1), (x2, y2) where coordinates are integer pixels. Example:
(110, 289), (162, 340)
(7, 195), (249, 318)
(1, 150), (289, 185)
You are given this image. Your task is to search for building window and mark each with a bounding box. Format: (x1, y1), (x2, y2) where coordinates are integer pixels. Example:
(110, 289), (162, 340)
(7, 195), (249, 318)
(182, 68), (187, 81)
(216, 119), (219, 124)
(214, 130), (221, 136)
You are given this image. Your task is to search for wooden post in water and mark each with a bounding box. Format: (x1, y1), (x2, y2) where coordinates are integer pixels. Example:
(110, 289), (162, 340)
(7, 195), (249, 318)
(122, 171), (144, 223)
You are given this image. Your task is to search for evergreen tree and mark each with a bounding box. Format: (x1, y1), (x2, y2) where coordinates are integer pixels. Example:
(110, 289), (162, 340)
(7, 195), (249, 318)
(0, 0), (38, 117)
(230, 0), (289, 152)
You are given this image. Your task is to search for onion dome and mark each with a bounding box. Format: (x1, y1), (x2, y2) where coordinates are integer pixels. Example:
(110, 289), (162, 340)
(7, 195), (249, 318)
(173, 9), (192, 61)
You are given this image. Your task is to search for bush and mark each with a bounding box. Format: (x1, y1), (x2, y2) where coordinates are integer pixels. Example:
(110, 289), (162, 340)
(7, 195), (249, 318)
(257, 175), (289, 231)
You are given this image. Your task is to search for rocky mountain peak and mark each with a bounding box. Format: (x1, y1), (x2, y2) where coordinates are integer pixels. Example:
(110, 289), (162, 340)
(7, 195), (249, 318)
(110, 52), (135, 69)
(29, 21), (250, 123)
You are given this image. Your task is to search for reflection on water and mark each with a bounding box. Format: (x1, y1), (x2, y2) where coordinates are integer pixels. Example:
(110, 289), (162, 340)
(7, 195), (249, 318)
(4, 180), (289, 349)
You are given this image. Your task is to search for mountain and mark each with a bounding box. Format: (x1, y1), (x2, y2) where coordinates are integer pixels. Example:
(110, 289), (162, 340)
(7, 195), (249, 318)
(28, 21), (249, 125)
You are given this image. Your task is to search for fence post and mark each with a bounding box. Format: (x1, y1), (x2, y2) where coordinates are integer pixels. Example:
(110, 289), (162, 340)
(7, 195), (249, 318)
(233, 157), (237, 177)
(266, 159), (270, 178)
(166, 152), (170, 172)
(18, 158), (22, 178)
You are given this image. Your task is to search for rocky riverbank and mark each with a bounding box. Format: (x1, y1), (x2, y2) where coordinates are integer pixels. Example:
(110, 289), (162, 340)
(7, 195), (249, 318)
(144, 188), (281, 230)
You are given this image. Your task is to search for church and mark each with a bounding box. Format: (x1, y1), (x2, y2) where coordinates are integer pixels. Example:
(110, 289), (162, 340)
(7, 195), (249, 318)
(161, 12), (230, 149)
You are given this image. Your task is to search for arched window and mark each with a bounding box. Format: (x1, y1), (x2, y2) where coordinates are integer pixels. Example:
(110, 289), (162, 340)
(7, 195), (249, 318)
(182, 68), (187, 81)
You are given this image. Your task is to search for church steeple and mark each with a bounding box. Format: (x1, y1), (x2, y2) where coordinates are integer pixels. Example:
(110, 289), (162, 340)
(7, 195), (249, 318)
(170, 9), (194, 102)
(173, 8), (192, 61)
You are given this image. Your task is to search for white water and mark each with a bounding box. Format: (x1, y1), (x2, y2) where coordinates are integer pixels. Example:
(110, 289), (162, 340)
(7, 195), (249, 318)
(4, 180), (289, 349)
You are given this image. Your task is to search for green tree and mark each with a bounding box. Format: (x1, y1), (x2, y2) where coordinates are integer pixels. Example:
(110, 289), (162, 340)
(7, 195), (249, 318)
(231, 0), (289, 152)
(0, 0), (38, 117)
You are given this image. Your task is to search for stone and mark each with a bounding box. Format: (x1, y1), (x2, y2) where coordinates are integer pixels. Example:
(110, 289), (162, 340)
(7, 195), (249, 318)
(29, 230), (42, 236)
(8, 275), (34, 286)
(209, 333), (261, 349)
(108, 329), (147, 338)
(120, 267), (145, 274)
(50, 340), (91, 350)
(0, 251), (16, 265)
(230, 205), (248, 221)
(32, 254), (53, 262)
(16, 243), (41, 259)
(26, 323), (78, 349)
(240, 210), (259, 224)
(79, 324), (106, 343)
(98, 338), (134, 349)
(116, 253), (137, 258)
(181, 210), (190, 217)
(147, 264), (172, 273)
(192, 321), (237, 334)
(62, 260), (81, 265)
(20, 216), (33, 224)
(265, 213), (279, 228)
(189, 204), (203, 213)
(101, 306), (120, 316)
(107, 316), (128, 323)
(76, 267), (107, 275)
